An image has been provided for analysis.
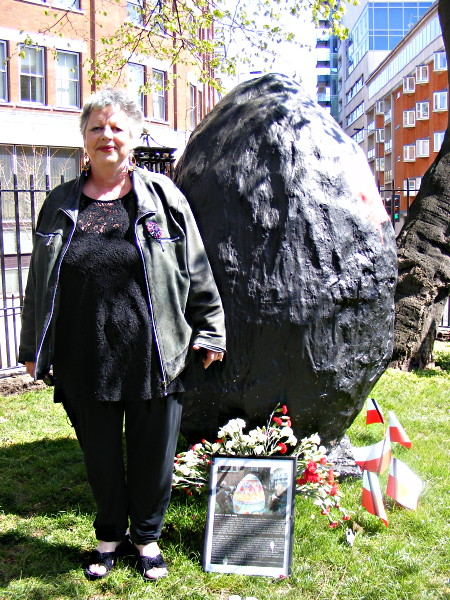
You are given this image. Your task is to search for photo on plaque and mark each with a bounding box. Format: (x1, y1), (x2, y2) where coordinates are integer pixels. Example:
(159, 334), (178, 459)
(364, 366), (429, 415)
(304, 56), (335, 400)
(203, 455), (297, 577)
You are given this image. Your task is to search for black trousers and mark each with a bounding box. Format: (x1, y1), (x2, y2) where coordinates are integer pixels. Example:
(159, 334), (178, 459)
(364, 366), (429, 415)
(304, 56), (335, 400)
(62, 393), (183, 544)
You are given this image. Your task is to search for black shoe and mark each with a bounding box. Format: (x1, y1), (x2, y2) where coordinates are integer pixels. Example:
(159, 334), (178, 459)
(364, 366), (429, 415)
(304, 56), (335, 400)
(137, 553), (168, 581)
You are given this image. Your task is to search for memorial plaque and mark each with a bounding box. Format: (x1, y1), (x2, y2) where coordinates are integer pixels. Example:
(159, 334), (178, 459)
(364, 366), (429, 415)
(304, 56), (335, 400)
(203, 456), (296, 577)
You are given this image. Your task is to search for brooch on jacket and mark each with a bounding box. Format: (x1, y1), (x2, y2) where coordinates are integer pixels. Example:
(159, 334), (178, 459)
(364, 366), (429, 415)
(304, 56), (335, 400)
(145, 221), (179, 252)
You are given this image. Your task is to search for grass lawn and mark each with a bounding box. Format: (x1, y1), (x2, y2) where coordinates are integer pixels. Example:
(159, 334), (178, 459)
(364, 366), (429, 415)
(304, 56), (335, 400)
(0, 346), (449, 600)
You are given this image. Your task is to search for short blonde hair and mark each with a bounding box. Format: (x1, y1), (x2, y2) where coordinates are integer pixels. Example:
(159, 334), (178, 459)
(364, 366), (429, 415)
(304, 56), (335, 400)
(80, 88), (144, 144)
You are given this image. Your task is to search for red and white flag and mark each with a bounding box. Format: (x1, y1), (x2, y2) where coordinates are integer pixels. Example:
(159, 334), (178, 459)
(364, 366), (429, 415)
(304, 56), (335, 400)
(352, 436), (391, 474)
(362, 470), (388, 526)
(388, 411), (412, 449)
(386, 457), (424, 510)
(366, 397), (384, 425)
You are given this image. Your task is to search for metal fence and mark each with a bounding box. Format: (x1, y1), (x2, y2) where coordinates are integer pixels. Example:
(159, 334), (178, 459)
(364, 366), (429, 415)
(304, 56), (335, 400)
(1, 161), (449, 376)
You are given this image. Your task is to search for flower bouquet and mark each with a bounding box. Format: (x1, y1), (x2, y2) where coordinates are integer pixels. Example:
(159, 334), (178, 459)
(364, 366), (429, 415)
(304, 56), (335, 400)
(173, 405), (350, 526)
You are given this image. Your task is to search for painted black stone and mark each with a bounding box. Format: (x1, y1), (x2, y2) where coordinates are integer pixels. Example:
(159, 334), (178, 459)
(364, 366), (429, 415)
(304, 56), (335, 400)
(175, 73), (397, 446)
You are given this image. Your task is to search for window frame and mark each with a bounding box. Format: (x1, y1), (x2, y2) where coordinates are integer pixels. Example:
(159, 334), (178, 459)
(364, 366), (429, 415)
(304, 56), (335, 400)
(434, 131), (445, 152)
(55, 50), (80, 108)
(19, 44), (46, 105)
(0, 40), (8, 102)
(403, 76), (415, 94)
(433, 90), (448, 112)
(152, 69), (166, 121)
(416, 138), (430, 158)
(415, 65), (429, 84)
(434, 51), (447, 72)
(128, 62), (145, 114)
(415, 101), (429, 120)
(189, 84), (197, 129)
(127, 0), (145, 26)
(403, 144), (415, 162)
(403, 109), (415, 127)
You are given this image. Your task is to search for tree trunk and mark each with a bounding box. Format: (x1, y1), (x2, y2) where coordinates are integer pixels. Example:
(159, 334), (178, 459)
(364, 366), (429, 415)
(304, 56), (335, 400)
(390, 0), (450, 370)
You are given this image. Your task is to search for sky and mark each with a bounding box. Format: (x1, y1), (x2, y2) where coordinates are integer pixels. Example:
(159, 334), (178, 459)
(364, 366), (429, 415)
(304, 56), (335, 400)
(220, 3), (318, 96)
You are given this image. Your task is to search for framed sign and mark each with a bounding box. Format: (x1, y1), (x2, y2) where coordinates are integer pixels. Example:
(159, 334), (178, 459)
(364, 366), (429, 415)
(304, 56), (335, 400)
(203, 455), (296, 577)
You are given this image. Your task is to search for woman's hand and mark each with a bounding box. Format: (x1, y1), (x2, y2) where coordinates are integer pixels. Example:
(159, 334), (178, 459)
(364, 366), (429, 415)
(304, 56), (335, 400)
(192, 345), (224, 369)
(25, 361), (36, 378)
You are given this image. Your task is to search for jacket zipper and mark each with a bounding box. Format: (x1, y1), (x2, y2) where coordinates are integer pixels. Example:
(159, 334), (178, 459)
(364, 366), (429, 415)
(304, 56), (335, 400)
(35, 211), (76, 378)
(135, 218), (168, 391)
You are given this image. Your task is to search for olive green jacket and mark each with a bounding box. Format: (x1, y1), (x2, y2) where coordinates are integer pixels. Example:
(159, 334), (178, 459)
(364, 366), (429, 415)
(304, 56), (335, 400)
(18, 168), (226, 385)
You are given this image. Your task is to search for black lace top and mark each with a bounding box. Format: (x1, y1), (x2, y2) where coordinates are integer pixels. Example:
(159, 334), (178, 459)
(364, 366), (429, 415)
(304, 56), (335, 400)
(53, 190), (183, 402)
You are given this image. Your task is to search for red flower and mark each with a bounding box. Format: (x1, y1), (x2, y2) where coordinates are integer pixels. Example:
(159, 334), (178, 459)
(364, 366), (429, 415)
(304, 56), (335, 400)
(343, 515), (350, 521)
(329, 521), (339, 529)
(307, 461), (317, 473)
(273, 416), (283, 426)
(297, 477), (307, 486)
(320, 456), (328, 465)
(215, 438), (223, 444)
(302, 467), (320, 483)
(201, 439), (207, 444)
(327, 469), (335, 484)
(277, 442), (288, 454)
(281, 405), (288, 415)
(285, 418), (292, 427)
(329, 484), (339, 496)
(321, 508), (330, 515)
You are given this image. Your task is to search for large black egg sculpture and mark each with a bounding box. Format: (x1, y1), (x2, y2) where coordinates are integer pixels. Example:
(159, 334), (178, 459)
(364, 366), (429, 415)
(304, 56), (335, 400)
(175, 73), (397, 446)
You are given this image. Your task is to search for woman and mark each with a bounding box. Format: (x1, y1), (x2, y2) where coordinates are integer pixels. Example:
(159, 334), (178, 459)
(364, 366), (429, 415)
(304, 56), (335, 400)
(18, 89), (226, 581)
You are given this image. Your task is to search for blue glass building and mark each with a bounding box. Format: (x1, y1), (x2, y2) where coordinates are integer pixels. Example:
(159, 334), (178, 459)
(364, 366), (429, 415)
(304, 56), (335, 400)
(348, 2), (434, 75)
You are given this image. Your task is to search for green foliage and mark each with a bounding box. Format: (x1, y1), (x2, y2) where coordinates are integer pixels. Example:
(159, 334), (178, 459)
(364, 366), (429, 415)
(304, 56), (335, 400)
(1, 350), (449, 598)
(38, 0), (352, 92)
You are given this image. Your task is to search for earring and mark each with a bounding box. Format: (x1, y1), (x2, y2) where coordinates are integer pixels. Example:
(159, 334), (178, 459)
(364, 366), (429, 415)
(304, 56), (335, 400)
(81, 151), (90, 172)
(128, 152), (137, 172)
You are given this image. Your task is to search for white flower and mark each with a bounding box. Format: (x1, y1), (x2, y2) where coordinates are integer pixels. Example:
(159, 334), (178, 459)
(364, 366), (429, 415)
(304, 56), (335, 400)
(253, 445), (265, 455)
(218, 418), (246, 438)
(279, 427), (297, 445)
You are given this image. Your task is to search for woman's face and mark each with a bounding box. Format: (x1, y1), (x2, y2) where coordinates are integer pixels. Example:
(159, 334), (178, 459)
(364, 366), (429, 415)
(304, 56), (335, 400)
(83, 106), (133, 173)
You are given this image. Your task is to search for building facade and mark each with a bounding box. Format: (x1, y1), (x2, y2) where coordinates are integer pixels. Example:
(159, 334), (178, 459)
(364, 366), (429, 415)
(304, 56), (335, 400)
(337, 0), (433, 136)
(355, 3), (447, 229)
(0, 0), (217, 192)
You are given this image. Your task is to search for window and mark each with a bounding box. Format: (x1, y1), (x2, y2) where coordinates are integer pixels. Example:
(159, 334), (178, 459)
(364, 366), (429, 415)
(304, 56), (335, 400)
(375, 100), (384, 114)
(415, 65), (428, 84)
(403, 145), (415, 162)
(434, 131), (445, 152)
(20, 45), (45, 104)
(152, 69), (166, 121)
(55, 51), (79, 108)
(375, 128), (385, 143)
(403, 109), (415, 127)
(0, 40), (7, 102)
(416, 139), (429, 158)
(434, 51), (447, 72)
(433, 91), (448, 112)
(52, 0), (80, 8)
(416, 101), (429, 120)
(375, 157), (384, 172)
(352, 129), (364, 144)
(403, 76), (415, 94)
(128, 0), (144, 25)
(346, 101), (364, 127)
(128, 62), (145, 113)
(190, 84), (197, 129)
(403, 177), (421, 197)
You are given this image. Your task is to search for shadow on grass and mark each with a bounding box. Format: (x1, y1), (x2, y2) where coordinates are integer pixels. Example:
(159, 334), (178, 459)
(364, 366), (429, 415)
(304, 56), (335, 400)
(0, 437), (93, 516)
(0, 530), (85, 585)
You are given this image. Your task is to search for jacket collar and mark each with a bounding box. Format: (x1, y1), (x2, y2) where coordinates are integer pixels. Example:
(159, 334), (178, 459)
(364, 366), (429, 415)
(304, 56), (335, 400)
(57, 174), (85, 221)
(131, 169), (158, 219)
(58, 168), (158, 221)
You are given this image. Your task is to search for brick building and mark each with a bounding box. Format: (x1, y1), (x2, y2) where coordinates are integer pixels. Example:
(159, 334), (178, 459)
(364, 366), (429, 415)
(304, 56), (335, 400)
(0, 0), (217, 188)
(362, 2), (447, 230)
